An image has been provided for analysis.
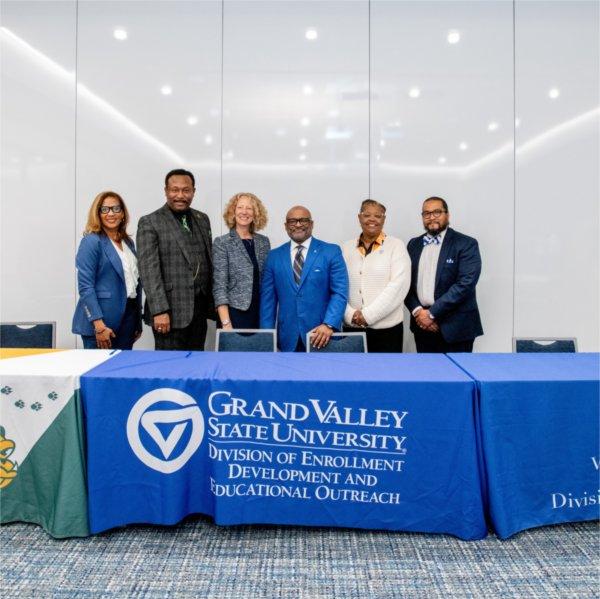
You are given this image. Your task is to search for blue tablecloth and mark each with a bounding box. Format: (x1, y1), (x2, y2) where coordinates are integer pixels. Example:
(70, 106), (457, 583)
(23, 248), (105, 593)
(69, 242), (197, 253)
(80, 351), (486, 540)
(449, 352), (600, 539)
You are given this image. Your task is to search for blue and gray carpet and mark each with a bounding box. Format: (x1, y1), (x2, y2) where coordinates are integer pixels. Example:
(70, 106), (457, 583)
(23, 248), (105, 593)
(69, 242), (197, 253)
(2, 518), (598, 598)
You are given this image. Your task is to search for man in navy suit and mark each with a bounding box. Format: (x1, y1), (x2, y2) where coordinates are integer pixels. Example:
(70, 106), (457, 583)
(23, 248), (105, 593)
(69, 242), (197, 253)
(260, 206), (348, 352)
(404, 196), (483, 353)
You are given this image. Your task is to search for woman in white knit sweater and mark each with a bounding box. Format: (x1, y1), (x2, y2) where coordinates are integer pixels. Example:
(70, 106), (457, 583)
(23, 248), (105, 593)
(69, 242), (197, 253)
(341, 200), (411, 352)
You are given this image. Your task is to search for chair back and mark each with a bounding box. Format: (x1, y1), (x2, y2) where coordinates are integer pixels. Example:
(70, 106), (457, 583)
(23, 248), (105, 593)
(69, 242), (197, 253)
(216, 329), (277, 352)
(0, 322), (56, 349)
(513, 337), (577, 353)
(306, 332), (367, 353)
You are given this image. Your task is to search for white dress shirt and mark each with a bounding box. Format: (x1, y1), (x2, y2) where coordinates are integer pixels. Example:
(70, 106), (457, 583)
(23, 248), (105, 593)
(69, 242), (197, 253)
(290, 237), (312, 268)
(111, 239), (139, 299)
(416, 229), (447, 309)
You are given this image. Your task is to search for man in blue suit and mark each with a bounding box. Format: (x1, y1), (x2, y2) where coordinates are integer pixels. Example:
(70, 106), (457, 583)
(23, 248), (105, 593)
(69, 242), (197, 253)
(404, 196), (483, 353)
(260, 206), (348, 351)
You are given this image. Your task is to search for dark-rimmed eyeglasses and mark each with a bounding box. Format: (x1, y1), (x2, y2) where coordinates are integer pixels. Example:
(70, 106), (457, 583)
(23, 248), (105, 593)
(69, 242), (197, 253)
(421, 209), (446, 219)
(286, 218), (312, 226)
(100, 205), (123, 214)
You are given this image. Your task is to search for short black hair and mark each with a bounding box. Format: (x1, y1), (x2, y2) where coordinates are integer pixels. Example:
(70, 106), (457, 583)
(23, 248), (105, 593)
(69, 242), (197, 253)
(165, 169), (195, 188)
(360, 199), (386, 213)
(423, 196), (448, 211)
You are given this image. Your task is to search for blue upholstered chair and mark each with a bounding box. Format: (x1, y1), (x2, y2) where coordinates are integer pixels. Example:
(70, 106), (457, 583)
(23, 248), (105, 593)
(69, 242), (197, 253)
(0, 322), (56, 348)
(305, 332), (367, 353)
(215, 329), (277, 352)
(513, 338), (577, 353)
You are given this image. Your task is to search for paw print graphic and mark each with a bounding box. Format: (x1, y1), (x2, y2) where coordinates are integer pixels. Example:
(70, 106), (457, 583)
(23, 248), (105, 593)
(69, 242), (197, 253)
(47, 392), (58, 401)
(14, 400), (25, 409)
(1, 386), (12, 395)
(31, 402), (43, 411)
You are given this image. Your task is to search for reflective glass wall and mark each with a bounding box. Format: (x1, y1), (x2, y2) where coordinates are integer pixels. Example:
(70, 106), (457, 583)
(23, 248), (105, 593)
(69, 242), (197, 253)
(1, 0), (598, 351)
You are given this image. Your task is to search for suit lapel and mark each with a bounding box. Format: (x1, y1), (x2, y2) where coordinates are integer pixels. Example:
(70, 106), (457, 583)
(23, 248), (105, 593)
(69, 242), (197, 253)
(435, 228), (454, 289)
(192, 211), (211, 258)
(100, 234), (125, 282)
(230, 229), (252, 267)
(279, 242), (296, 289)
(159, 205), (194, 267)
(298, 239), (320, 289)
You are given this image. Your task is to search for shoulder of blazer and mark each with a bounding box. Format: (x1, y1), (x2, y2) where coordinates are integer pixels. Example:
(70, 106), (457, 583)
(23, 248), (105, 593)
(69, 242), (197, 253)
(407, 234), (423, 251)
(191, 208), (210, 225)
(445, 227), (477, 246)
(79, 232), (101, 249)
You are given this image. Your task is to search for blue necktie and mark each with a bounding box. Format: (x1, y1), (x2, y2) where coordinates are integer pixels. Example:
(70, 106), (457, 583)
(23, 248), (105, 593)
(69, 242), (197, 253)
(423, 234), (441, 246)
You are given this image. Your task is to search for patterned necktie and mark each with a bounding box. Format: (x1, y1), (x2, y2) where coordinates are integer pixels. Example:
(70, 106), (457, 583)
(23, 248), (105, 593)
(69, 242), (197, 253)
(423, 234), (441, 246)
(293, 245), (305, 284)
(181, 214), (191, 233)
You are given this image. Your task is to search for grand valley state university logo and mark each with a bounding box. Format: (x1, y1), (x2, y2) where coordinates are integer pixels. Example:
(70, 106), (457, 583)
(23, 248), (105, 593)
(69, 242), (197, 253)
(126, 388), (204, 474)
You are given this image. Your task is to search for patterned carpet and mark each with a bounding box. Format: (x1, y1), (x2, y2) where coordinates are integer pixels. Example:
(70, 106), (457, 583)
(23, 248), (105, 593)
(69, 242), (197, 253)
(2, 518), (598, 598)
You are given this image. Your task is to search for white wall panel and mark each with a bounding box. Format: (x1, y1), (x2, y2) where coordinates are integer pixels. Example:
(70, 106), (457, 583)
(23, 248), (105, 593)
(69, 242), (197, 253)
(1, 1), (77, 349)
(1, 1), (598, 353)
(221, 0), (369, 247)
(514, 0), (599, 352)
(371, 0), (515, 351)
(75, 0), (222, 349)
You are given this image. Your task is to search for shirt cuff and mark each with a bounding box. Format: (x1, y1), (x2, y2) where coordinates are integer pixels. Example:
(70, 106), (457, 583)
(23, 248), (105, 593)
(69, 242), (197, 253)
(412, 306), (423, 317)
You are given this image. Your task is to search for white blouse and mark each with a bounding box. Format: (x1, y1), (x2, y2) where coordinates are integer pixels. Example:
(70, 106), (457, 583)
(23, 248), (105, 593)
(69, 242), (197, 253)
(111, 239), (139, 299)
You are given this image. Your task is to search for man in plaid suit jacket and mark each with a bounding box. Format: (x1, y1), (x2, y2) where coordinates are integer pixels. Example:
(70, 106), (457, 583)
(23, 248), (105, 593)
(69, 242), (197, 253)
(137, 169), (214, 350)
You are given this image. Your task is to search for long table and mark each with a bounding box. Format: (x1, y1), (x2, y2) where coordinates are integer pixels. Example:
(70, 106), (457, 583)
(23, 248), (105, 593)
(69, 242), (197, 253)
(449, 352), (599, 539)
(2, 350), (598, 540)
(80, 351), (487, 540)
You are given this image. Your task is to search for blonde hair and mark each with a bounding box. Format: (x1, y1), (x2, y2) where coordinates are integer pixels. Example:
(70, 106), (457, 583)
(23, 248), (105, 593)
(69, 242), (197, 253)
(84, 191), (130, 241)
(223, 192), (268, 233)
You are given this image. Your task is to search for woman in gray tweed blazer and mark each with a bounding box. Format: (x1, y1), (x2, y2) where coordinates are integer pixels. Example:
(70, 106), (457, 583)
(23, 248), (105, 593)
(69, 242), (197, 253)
(212, 193), (271, 329)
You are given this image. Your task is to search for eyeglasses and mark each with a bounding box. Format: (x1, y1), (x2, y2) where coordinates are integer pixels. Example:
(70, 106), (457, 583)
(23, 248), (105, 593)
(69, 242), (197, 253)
(421, 209), (447, 219)
(99, 205), (123, 214)
(286, 218), (312, 226)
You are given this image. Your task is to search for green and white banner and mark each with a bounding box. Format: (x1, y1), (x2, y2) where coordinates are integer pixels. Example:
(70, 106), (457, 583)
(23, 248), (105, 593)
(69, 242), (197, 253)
(0, 349), (118, 537)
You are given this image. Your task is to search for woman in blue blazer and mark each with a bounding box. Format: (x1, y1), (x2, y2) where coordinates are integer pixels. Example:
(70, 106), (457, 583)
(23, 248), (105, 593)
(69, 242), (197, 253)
(72, 191), (142, 349)
(212, 193), (271, 329)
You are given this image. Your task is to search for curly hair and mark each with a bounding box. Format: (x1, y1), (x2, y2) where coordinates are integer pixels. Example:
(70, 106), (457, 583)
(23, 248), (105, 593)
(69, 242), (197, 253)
(83, 191), (131, 242)
(223, 192), (268, 233)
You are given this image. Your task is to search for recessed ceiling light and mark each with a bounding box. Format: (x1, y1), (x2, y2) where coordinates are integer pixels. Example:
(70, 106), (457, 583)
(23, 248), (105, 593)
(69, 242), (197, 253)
(160, 85), (172, 96)
(408, 87), (421, 99)
(113, 28), (128, 41)
(299, 153), (307, 161)
(515, 118), (521, 128)
(275, 128), (287, 137)
(204, 134), (213, 145)
(438, 156), (447, 165)
(548, 87), (560, 99)
(328, 109), (339, 118)
(186, 115), (198, 126)
(303, 84), (314, 96)
(299, 138), (308, 147)
(300, 117), (310, 127)
(223, 150), (234, 160)
(459, 142), (468, 151)
(376, 153), (381, 161)
(447, 30), (461, 44)
(305, 28), (318, 41)
(488, 121), (499, 132)
(380, 139), (386, 147)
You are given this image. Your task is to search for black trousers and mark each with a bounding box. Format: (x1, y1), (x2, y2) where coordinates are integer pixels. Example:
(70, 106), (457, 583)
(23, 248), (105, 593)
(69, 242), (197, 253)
(343, 323), (404, 353)
(413, 327), (474, 353)
(153, 293), (208, 351)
